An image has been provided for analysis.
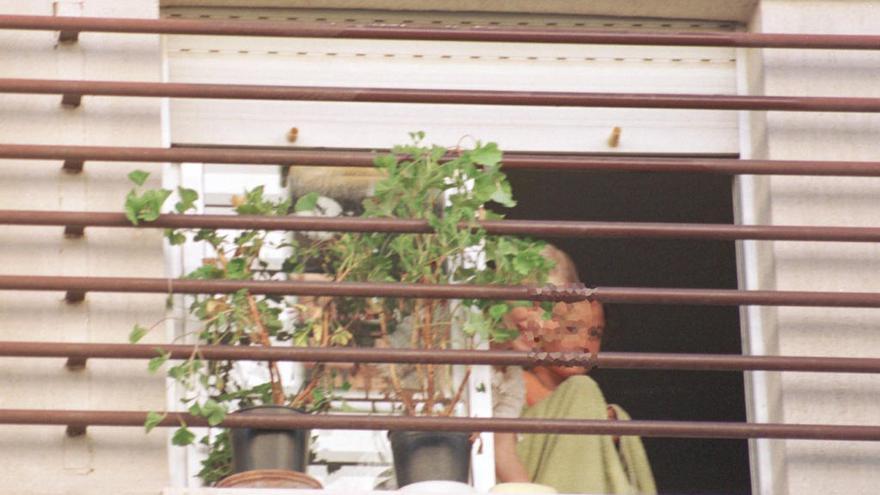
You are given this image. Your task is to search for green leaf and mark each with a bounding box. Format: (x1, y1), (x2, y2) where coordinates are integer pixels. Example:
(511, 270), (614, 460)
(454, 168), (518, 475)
(165, 229), (186, 245)
(373, 154), (398, 170)
(144, 410), (166, 433)
(148, 349), (170, 373)
(294, 192), (320, 212)
(463, 311), (490, 340)
(488, 303), (509, 321)
(225, 258), (249, 280)
(491, 181), (516, 208)
(472, 175), (496, 202)
(201, 399), (227, 426)
(129, 324), (149, 344)
(139, 189), (173, 222)
(469, 143), (502, 166)
(128, 169), (150, 186)
(124, 190), (143, 225)
(186, 264), (224, 280)
(172, 425), (197, 446)
(175, 187), (199, 213)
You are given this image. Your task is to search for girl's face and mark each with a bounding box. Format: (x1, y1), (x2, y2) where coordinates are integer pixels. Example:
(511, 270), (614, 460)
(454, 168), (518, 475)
(541, 300), (605, 378)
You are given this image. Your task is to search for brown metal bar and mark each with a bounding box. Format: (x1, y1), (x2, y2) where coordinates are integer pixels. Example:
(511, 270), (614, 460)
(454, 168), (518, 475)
(3, 78), (880, 113)
(5, 143), (880, 176)
(2, 274), (880, 307)
(5, 210), (880, 243)
(3, 341), (880, 373)
(1, 15), (879, 50)
(2, 408), (880, 440)
(0, 275), (534, 301)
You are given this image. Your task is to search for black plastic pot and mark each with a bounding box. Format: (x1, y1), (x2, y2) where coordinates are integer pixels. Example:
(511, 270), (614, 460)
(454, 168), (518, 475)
(389, 430), (471, 487)
(229, 405), (310, 474)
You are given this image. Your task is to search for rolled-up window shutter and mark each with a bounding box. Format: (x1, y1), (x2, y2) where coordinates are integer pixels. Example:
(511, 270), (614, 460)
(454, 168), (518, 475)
(164, 7), (738, 206)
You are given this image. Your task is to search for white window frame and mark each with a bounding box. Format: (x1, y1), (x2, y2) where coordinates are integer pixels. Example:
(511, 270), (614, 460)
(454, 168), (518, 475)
(159, 7), (742, 492)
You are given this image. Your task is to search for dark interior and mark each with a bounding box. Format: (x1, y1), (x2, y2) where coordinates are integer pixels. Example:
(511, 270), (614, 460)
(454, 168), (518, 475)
(496, 167), (751, 495)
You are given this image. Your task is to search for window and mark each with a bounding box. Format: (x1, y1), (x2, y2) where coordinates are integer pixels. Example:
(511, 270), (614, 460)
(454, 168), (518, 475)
(162, 7), (745, 492)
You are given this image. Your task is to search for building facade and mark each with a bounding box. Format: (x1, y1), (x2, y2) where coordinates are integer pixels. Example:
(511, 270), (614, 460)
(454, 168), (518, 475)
(1, 1), (879, 494)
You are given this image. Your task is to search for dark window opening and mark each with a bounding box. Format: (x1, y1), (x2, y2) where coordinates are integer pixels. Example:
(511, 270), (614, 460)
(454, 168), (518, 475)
(497, 168), (750, 495)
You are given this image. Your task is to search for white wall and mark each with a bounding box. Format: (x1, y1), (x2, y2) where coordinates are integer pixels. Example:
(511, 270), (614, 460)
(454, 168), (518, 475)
(744, 1), (880, 494)
(0, 1), (169, 493)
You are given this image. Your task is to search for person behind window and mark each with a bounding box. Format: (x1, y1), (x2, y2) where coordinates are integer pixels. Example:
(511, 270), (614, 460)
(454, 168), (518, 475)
(492, 245), (657, 494)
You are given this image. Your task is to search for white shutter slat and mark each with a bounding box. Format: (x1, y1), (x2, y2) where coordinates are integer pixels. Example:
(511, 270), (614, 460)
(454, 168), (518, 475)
(166, 10), (738, 155)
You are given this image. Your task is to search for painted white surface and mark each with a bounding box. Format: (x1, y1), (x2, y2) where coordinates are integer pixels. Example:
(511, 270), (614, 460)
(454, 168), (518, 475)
(165, 8), (738, 156)
(741, 1), (880, 494)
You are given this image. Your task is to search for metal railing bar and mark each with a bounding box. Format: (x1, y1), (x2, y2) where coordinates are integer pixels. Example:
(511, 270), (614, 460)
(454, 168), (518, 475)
(4, 210), (880, 243)
(3, 78), (880, 112)
(3, 275), (880, 307)
(2, 341), (880, 373)
(1, 15), (879, 50)
(2, 409), (880, 440)
(2, 143), (878, 176)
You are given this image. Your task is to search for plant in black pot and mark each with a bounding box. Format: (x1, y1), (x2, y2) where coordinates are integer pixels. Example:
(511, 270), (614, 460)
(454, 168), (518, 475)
(124, 133), (551, 488)
(124, 173), (352, 487)
(312, 133), (553, 489)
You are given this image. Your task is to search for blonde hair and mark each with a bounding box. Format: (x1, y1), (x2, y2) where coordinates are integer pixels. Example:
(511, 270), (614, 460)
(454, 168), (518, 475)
(542, 244), (580, 285)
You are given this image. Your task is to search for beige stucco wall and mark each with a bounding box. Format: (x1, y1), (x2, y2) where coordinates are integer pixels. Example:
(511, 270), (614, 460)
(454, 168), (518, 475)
(743, 1), (880, 494)
(0, 1), (169, 494)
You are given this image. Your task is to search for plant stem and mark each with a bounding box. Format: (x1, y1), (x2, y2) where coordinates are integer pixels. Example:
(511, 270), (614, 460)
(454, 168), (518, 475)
(379, 309), (415, 415)
(246, 294), (285, 405)
(423, 299), (436, 415)
(444, 368), (471, 417)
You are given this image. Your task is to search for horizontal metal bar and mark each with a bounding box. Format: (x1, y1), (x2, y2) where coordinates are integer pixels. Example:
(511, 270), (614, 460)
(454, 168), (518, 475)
(3, 408), (880, 440)
(3, 78), (880, 112)
(1, 15), (879, 50)
(4, 341), (880, 373)
(4, 143), (880, 176)
(5, 210), (880, 243)
(3, 274), (880, 307)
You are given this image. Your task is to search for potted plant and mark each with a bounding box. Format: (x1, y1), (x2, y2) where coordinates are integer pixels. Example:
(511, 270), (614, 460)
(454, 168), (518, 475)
(125, 173), (350, 486)
(124, 132), (553, 488)
(295, 133), (553, 488)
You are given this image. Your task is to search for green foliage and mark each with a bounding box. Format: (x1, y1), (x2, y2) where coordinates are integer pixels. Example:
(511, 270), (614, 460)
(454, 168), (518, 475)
(144, 411), (166, 433)
(190, 399), (227, 426)
(125, 188), (172, 225)
(294, 191), (320, 212)
(175, 187), (199, 213)
(125, 133), (552, 483)
(172, 425), (196, 446)
(129, 324), (149, 344)
(128, 169), (150, 186)
(147, 349), (170, 373)
(196, 431), (232, 484)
